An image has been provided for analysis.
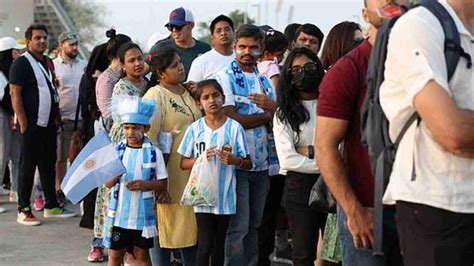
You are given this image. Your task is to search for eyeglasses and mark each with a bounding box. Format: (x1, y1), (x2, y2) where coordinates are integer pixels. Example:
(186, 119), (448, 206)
(289, 62), (318, 76)
(166, 24), (187, 32)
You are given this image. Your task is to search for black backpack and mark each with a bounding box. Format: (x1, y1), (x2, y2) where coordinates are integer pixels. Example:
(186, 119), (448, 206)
(360, 0), (472, 255)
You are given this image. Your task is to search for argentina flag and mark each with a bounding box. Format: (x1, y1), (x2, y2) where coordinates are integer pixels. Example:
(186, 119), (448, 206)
(61, 130), (126, 204)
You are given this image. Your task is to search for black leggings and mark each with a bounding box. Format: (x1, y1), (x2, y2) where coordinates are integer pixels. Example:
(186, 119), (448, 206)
(195, 213), (231, 266)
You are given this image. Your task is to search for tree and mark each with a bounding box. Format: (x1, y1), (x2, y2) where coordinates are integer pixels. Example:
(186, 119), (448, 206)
(228, 10), (255, 28)
(197, 9), (255, 45)
(62, 0), (106, 50)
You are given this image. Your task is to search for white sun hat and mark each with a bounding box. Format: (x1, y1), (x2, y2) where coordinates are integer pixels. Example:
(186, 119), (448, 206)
(0, 37), (26, 52)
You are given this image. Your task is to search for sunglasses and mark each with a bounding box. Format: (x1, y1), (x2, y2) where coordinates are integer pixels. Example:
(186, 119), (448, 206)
(289, 62), (318, 76)
(166, 24), (188, 32)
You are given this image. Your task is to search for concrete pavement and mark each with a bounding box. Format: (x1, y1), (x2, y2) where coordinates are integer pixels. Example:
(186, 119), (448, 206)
(0, 194), (292, 266)
(0, 195), (101, 266)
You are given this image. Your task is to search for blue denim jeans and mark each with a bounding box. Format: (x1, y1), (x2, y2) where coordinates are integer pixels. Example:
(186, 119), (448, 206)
(224, 170), (270, 266)
(149, 235), (197, 266)
(337, 206), (402, 266)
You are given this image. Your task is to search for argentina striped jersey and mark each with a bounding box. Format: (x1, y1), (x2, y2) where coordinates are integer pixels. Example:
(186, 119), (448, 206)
(114, 146), (167, 230)
(177, 117), (248, 215)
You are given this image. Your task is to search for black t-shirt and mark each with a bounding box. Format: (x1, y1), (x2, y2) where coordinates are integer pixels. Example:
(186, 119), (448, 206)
(149, 38), (211, 80)
(9, 53), (59, 127)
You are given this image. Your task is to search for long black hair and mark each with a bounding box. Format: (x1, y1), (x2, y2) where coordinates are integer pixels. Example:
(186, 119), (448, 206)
(276, 47), (324, 143)
(0, 49), (15, 114)
(0, 49), (14, 77)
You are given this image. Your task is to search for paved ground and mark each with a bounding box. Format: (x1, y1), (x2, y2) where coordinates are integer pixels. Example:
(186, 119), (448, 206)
(0, 194), (291, 266)
(0, 195), (101, 266)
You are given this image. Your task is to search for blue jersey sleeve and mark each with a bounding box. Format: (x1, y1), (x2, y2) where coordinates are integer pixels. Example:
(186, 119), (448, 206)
(177, 124), (195, 158)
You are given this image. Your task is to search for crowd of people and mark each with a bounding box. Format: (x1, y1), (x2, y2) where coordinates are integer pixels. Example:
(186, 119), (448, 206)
(0, 0), (472, 266)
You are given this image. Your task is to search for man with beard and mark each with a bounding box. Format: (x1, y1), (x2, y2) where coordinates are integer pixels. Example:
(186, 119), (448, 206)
(53, 32), (87, 207)
(215, 24), (277, 266)
(10, 24), (75, 226)
(149, 7), (211, 80)
(187, 14), (235, 82)
(315, 0), (410, 264)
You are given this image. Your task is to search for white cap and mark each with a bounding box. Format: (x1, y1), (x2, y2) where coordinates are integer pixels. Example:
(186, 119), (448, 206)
(146, 32), (170, 52)
(0, 37), (26, 52)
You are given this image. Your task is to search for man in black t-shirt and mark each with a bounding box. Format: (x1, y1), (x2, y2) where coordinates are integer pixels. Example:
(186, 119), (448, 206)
(9, 24), (75, 226)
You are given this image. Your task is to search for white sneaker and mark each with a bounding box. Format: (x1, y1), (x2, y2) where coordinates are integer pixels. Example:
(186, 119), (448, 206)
(17, 207), (41, 226)
(0, 206), (6, 213)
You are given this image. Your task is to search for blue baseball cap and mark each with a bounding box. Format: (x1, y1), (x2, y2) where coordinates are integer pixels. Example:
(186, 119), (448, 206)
(165, 7), (195, 27)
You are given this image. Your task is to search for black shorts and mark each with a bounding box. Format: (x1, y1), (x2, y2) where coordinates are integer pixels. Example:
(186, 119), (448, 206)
(109, 227), (154, 250)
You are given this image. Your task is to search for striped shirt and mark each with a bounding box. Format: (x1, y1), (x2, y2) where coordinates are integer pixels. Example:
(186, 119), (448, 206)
(114, 146), (168, 230)
(95, 67), (121, 119)
(177, 117), (248, 215)
(215, 69), (276, 171)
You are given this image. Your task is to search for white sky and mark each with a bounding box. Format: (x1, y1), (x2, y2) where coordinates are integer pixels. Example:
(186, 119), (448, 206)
(92, 0), (366, 49)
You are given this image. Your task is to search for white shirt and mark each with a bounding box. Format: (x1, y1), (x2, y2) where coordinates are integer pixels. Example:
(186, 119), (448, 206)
(187, 49), (234, 82)
(273, 100), (319, 175)
(53, 56), (87, 120)
(380, 0), (474, 213)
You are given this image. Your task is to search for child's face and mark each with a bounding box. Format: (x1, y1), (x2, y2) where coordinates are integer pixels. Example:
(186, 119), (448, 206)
(122, 123), (148, 147)
(198, 85), (224, 115)
(271, 49), (286, 63)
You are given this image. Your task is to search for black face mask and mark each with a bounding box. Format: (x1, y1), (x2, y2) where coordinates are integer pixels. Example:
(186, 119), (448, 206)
(291, 65), (320, 92)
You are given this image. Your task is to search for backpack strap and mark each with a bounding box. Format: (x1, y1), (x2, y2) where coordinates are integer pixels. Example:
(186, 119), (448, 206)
(420, 0), (471, 81)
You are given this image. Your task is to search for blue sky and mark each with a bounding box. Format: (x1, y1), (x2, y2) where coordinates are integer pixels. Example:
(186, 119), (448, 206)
(93, 0), (366, 49)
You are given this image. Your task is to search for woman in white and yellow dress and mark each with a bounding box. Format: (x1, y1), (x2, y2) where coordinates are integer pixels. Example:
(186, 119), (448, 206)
(144, 46), (201, 265)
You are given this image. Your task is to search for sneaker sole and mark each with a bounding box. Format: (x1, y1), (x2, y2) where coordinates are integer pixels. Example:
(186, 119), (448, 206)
(17, 218), (41, 226)
(87, 256), (105, 262)
(44, 213), (76, 218)
(34, 207), (44, 211)
(272, 255), (293, 265)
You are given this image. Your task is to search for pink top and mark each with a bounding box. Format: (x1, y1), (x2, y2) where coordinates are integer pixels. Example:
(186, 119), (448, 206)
(257, 59), (280, 79)
(95, 67), (121, 119)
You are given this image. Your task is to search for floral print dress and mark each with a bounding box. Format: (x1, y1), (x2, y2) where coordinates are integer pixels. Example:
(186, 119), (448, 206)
(93, 78), (148, 239)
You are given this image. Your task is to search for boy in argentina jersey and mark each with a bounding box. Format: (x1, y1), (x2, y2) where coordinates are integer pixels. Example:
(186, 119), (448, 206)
(178, 79), (252, 266)
(104, 97), (168, 266)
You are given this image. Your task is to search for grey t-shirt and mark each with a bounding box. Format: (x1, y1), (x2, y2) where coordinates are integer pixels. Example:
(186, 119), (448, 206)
(149, 38), (211, 80)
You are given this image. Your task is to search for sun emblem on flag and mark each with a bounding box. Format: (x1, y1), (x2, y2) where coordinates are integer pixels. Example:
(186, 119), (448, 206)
(84, 159), (96, 170)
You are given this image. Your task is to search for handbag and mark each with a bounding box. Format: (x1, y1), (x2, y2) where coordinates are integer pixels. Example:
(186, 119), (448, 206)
(308, 176), (336, 213)
(68, 98), (84, 163)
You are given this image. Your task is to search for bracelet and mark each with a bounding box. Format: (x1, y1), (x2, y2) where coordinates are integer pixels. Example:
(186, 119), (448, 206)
(237, 157), (244, 168)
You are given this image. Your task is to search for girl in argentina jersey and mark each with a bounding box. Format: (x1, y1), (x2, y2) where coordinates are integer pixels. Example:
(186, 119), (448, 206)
(178, 79), (252, 266)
